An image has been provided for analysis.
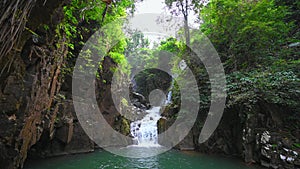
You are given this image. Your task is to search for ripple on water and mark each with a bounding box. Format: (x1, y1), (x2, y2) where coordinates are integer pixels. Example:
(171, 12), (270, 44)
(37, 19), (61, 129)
(24, 148), (262, 169)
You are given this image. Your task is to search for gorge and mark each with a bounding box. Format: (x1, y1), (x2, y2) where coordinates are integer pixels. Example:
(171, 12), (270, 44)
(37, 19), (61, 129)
(0, 0), (299, 169)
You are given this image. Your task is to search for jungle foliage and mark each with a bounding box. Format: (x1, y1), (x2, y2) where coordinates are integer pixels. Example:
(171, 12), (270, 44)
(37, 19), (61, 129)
(61, 0), (299, 115)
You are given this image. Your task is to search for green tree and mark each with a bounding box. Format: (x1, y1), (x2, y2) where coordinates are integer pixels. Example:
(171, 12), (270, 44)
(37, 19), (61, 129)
(165, 0), (207, 46)
(125, 30), (150, 57)
(200, 0), (291, 71)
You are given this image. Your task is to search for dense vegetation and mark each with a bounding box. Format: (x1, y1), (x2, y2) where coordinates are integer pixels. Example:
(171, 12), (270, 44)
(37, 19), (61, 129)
(0, 0), (299, 168)
(58, 0), (299, 113)
(198, 0), (300, 113)
(131, 0), (299, 117)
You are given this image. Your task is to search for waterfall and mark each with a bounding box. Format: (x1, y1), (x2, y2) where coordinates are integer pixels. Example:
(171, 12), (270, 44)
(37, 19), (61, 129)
(165, 79), (174, 104)
(165, 90), (172, 104)
(130, 107), (161, 147)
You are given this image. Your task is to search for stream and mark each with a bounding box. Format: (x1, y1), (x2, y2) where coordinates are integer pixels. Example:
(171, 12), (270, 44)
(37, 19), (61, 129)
(24, 99), (262, 169)
(24, 105), (261, 169)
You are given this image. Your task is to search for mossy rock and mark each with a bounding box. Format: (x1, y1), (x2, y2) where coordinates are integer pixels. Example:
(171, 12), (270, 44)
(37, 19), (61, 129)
(120, 118), (130, 136)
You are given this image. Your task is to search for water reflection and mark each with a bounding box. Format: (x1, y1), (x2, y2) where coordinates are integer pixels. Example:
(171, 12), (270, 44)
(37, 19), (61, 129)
(117, 146), (168, 158)
(127, 155), (160, 169)
(24, 148), (262, 169)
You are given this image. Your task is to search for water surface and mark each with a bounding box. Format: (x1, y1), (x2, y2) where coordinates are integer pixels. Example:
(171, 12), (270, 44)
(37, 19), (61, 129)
(24, 148), (261, 169)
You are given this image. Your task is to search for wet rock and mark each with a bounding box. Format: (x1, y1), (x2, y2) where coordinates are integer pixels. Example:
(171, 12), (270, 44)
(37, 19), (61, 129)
(130, 92), (150, 109)
(261, 160), (271, 168)
(55, 118), (74, 144)
(161, 102), (300, 169)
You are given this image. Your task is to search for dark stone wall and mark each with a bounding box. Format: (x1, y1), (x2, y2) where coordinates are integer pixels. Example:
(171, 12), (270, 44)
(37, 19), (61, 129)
(159, 102), (300, 169)
(0, 1), (76, 168)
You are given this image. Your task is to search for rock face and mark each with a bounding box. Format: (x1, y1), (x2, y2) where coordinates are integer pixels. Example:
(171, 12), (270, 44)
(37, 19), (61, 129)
(130, 92), (150, 109)
(133, 68), (172, 102)
(0, 1), (70, 168)
(0, 1), (131, 168)
(27, 100), (95, 158)
(159, 102), (300, 169)
(237, 104), (300, 169)
(26, 56), (133, 158)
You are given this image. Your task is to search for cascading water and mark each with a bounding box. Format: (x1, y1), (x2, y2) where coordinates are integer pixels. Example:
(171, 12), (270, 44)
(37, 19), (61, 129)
(165, 90), (172, 104)
(130, 106), (161, 147)
(165, 79), (174, 104)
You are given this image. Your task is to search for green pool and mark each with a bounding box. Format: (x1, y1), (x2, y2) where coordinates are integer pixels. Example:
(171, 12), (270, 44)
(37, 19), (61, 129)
(24, 148), (261, 169)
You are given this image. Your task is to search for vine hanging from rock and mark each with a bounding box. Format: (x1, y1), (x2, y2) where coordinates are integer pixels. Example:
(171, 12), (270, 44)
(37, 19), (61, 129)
(0, 0), (37, 60)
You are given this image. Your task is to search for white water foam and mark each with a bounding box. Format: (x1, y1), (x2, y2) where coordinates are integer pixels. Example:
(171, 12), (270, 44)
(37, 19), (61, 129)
(165, 90), (172, 104)
(130, 106), (161, 147)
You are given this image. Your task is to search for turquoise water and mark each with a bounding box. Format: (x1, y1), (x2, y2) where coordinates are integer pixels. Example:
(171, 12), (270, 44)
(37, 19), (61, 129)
(24, 148), (261, 169)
